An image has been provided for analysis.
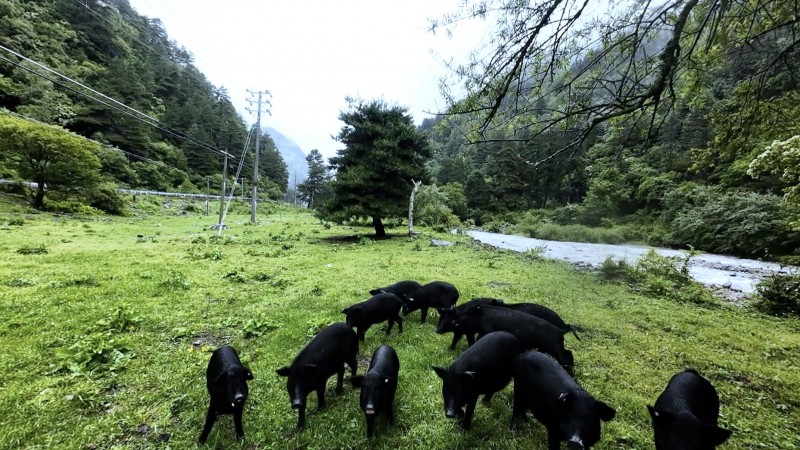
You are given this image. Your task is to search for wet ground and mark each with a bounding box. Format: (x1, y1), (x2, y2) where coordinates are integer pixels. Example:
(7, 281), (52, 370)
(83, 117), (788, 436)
(466, 230), (797, 303)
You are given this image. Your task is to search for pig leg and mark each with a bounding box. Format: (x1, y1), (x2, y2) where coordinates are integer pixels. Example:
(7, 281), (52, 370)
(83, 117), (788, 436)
(449, 332), (462, 350)
(365, 414), (375, 438)
(420, 306), (429, 323)
(335, 367), (345, 394)
(233, 410), (245, 440)
(461, 396), (478, 430)
(546, 430), (562, 450)
(510, 390), (527, 429)
(198, 406), (216, 443)
(296, 405), (306, 431)
(466, 333), (476, 347)
(386, 318), (394, 335)
(347, 353), (358, 377)
(396, 315), (403, 333)
(317, 385), (327, 408)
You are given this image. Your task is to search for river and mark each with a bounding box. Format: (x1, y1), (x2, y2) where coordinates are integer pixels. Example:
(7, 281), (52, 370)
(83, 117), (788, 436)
(466, 230), (797, 299)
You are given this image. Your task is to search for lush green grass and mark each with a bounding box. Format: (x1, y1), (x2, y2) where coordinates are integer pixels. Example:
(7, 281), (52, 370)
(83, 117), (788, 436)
(0, 194), (798, 449)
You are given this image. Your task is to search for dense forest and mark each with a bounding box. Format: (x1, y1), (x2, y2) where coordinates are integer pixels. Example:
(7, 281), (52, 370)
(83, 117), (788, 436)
(415, 0), (800, 261)
(0, 0), (287, 203)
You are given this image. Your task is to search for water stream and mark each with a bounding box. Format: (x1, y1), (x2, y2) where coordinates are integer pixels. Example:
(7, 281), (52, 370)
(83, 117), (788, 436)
(466, 230), (796, 296)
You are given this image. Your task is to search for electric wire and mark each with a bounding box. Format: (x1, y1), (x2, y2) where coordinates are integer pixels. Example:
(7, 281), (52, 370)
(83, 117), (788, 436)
(69, 0), (214, 90)
(0, 43), (237, 162)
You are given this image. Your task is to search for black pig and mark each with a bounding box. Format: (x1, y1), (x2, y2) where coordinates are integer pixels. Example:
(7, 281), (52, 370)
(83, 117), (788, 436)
(500, 302), (581, 340)
(432, 331), (524, 430)
(342, 292), (404, 341)
(648, 369), (731, 450)
(199, 345), (253, 443)
(276, 322), (359, 431)
(462, 305), (575, 375)
(350, 345), (400, 437)
(436, 297), (502, 349)
(369, 280), (422, 298)
(403, 281), (459, 323)
(512, 350), (615, 450)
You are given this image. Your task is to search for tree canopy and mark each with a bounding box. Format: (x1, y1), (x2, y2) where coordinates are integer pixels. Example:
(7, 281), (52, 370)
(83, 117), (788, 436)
(0, 114), (101, 207)
(435, 0), (799, 161)
(321, 99), (431, 237)
(297, 149), (329, 209)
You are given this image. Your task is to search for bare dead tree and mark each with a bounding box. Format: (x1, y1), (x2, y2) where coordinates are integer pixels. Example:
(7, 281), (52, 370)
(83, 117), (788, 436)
(431, 0), (800, 164)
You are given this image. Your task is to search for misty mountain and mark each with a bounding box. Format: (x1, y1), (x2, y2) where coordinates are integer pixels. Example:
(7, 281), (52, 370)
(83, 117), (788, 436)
(264, 127), (308, 188)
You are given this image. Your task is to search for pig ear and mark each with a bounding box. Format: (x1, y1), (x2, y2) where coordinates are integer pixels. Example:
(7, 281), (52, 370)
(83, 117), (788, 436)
(462, 371), (477, 381)
(383, 376), (395, 385)
(302, 363), (318, 373)
(432, 366), (447, 379)
(276, 366), (291, 377)
(647, 406), (675, 428)
(558, 392), (570, 403)
(466, 305), (482, 316)
(704, 425), (732, 446)
(350, 375), (365, 388)
(594, 400), (616, 422)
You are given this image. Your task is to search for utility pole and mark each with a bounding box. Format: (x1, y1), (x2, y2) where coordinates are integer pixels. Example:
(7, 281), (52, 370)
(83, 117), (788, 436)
(246, 89), (272, 223)
(217, 153), (228, 227)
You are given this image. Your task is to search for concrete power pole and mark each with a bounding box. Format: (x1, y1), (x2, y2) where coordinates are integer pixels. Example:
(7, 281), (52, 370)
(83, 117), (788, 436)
(246, 89), (272, 223)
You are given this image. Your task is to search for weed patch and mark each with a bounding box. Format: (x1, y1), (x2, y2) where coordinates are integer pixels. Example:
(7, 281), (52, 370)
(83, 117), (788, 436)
(16, 243), (48, 254)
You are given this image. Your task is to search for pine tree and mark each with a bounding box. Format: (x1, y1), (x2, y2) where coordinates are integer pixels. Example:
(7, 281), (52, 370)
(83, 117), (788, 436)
(322, 99), (430, 237)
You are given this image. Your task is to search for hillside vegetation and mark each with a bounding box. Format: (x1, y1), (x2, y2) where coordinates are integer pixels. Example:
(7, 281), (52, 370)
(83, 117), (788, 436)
(0, 196), (797, 449)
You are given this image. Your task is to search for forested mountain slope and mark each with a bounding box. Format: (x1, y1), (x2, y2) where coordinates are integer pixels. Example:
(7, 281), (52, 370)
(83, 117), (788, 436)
(0, 0), (287, 195)
(424, 1), (800, 261)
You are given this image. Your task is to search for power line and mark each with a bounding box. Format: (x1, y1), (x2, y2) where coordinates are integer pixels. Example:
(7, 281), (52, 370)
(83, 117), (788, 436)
(69, 0), (214, 90)
(0, 44), (244, 167)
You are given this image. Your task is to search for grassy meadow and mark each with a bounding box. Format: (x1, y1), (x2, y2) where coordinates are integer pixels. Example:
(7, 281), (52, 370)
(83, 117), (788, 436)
(0, 194), (798, 449)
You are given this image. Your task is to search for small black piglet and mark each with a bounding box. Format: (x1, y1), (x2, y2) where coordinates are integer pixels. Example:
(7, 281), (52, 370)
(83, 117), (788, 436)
(199, 345), (253, 443)
(350, 345), (400, 437)
(276, 322), (359, 431)
(403, 281), (459, 323)
(342, 292), (404, 341)
(369, 280), (422, 298)
(512, 350), (615, 450)
(435, 297), (501, 349)
(433, 331), (524, 430)
(648, 369), (731, 450)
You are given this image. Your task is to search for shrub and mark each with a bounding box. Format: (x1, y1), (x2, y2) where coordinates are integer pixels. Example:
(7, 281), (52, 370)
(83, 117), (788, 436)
(55, 332), (133, 377)
(754, 273), (800, 317)
(16, 244), (47, 255)
(666, 187), (800, 258)
(86, 183), (128, 215)
(600, 250), (716, 305)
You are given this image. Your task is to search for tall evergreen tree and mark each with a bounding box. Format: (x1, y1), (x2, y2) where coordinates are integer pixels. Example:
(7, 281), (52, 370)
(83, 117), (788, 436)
(322, 99), (431, 237)
(297, 149), (328, 208)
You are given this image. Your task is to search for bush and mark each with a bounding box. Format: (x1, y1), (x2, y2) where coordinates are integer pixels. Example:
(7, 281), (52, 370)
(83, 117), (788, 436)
(754, 273), (800, 317)
(43, 198), (100, 215)
(86, 183), (128, 215)
(600, 250), (716, 305)
(666, 187), (800, 258)
(16, 244), (47, 255)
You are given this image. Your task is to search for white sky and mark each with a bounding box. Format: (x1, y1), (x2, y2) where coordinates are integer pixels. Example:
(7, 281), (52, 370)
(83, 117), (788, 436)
(124, 0), (489, 160)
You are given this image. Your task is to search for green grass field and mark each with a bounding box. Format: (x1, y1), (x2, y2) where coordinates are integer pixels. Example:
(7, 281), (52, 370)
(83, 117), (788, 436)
(0, 195), (798, 449)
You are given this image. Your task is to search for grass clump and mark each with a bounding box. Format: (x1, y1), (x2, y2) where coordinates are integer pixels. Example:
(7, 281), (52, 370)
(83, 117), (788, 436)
(599, 250), (716, 305)
(15, 243), (48, 254)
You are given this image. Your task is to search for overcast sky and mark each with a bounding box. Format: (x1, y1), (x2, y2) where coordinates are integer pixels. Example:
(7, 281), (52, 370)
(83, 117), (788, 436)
(125, 0), (488, 160)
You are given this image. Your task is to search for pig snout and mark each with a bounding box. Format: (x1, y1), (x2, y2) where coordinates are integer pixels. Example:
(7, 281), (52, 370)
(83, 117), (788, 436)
(444, 404), (463, 419)
(365, 403), (376, 415)
(291, 398), (305, 409)
(233, 393), (246, 406)
(566, 436), (585, 450)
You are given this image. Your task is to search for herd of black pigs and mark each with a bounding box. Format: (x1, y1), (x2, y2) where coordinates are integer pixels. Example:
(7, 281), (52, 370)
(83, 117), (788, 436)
(200, 280), (732, 449)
